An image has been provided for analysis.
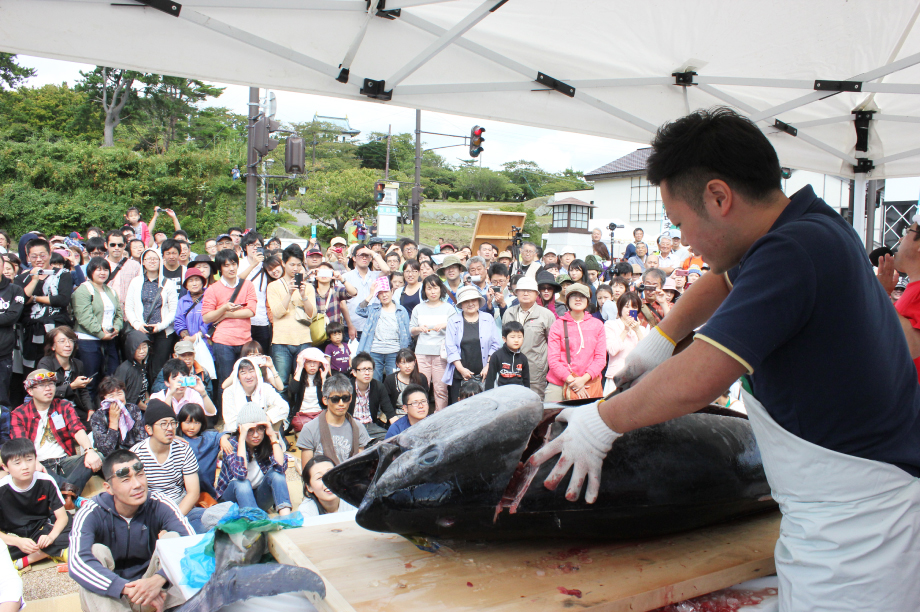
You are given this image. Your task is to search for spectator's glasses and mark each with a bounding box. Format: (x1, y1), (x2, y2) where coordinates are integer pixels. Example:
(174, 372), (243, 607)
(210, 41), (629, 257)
(156, 420), (178, 430)
(327, 394), (352, 404)
(902, 227), (920, 238)
(406, 400), (429, 408)
(354, 367), (374, 373)
(108, 461), (145, 481)
(249, 425), (268, 434)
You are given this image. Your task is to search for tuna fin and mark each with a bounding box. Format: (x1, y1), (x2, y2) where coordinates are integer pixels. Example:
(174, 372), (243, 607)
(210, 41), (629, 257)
(173, 563), (326, 612)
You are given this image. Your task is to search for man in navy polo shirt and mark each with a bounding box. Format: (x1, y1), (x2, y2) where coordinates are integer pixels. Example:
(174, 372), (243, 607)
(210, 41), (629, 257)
(531, 108), (920, 611)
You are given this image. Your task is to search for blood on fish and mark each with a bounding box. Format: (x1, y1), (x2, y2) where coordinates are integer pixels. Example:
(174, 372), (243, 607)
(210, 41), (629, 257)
(467, 582), (474, 587)
(557, 587), (582, 598)
(653, 587), (778, 612)
(404, 562), (413, 569)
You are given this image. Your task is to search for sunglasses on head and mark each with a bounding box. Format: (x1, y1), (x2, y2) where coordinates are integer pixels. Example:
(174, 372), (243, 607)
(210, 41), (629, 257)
(109, 461), (145, 480)
(327, 394), (352, 404)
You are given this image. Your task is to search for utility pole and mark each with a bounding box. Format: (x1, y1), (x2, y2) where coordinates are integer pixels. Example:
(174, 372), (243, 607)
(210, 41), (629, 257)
(245, 86), (259, 230)
(384, 124), (391, 180)
(413, 110), (422, 244)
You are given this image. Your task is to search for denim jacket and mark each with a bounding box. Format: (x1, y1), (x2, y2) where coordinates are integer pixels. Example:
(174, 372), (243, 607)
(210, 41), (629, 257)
(442, 311), (502, 384)
(355, 302), (411, 354)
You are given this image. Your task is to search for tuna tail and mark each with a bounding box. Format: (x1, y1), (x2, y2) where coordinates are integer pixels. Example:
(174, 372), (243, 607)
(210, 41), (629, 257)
(174, 563), (327, 612)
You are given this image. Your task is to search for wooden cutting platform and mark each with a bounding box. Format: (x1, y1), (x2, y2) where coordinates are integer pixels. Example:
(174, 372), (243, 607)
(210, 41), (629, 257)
(272, 510), (781, 612)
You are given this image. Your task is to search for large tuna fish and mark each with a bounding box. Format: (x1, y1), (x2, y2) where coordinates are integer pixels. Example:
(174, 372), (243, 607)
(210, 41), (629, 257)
(323, 386), (775, 540)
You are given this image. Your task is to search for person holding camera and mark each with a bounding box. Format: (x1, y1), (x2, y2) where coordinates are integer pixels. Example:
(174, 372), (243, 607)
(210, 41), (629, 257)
(637, 268), (670, 326)
(603, 291), (646, 394)
(443, 285), (501, 405)
(267, 245), (317, 400)
(344, 244), (389, 341)
(238, 232), (272, 354)
(148, 359), (216, 417)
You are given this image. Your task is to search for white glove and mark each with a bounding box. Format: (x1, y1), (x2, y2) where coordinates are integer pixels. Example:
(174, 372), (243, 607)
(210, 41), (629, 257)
(612, 326), (675, 390)
(527, 402), (621, 503)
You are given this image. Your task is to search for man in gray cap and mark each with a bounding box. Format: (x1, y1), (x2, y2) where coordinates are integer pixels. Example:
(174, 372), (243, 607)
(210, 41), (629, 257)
(502, 277), (556, 399)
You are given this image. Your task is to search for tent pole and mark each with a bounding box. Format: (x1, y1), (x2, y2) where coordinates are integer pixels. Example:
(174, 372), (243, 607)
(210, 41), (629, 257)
(853, 174), (868, 246)
(246, 86), (259, 230)
(866, 179), (879, 251)
(413, 109), (422, 244)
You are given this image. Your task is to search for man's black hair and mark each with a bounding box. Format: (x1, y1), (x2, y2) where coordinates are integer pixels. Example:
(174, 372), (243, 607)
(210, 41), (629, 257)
(646, 107), (782, 214)
(633, 227), (644, 236)
(352, 351), (374, 371)
(614, 261), (634, 277)
(160, 238), (180, 255)
(282, 244), (304, 263)
(215, 249), (239, 269)
(228, 226), (244, 235)
(240, 231), (263, 250)
(162, 358), (191, 382)
(402, 239), (418, 248)
(502, 320), (525, 338)
(85, 257), (111, 282)
(102, 449), (141, 480)
(488, 263), (509, 278)
(26, 238), (50, 256)
(1, 438), (36, 465)
(401, 383), (428, 406)
(85, 237), (106, 254)
(173, 230), (189, 240)
(105, 230), (125, 245)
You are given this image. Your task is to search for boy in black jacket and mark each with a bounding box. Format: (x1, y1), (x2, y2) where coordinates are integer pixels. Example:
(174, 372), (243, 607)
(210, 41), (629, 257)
(485, 321), (530, 390)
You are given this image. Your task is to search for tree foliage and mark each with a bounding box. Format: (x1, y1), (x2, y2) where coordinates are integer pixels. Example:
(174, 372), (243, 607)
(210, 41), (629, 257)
(292, 167), (385, 234)
(0, 84), (102, 142)
(0, 54), (34, 91)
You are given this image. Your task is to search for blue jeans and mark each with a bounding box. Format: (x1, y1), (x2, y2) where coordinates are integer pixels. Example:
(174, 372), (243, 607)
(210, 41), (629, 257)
(76, 338), (120, 403)
(220, 471), (292, 512)
(370, 351), (397, 382)
(211, 343), (243, 418)
(272, 342), (313, 401)
(187, 507), (206, 534)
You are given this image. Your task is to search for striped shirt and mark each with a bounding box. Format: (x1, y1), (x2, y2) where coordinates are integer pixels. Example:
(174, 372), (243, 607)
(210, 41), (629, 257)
(130, 438), (198, 504)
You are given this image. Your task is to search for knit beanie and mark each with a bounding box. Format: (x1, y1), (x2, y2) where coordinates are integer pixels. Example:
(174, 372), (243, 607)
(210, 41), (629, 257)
(237, 402), (268, 427)
(144, 399), (175, 426)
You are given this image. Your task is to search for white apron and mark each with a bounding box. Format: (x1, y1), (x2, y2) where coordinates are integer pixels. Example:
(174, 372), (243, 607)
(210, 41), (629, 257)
(742, 388), (920, 611)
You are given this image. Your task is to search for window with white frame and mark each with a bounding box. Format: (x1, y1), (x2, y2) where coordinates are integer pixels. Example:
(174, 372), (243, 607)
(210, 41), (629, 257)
(630, 176), (663, 222)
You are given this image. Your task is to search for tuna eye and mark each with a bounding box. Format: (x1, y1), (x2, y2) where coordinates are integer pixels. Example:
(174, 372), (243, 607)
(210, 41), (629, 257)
(419, 447), (441, 466)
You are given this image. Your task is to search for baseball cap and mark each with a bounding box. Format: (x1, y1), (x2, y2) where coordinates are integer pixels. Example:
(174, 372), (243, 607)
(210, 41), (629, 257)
(515, 277), (539, 293)
(330, 237), (347, 247)
(305, 246), (323, 256)
(497, 250), (512, 259)
(174, 340), (195, 355)
(543, 247), (557, 256)
(216, 233), (232, 242)
(896, 277), (909, 290)
(368, 237), (384, 245)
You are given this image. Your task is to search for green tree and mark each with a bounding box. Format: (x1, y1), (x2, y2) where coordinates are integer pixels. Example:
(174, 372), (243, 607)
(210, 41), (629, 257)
(500, 203), (548, 247)
(132, 75), (225, 153)
(0, 54), (34, 90)
(355, 132), (415, 172)
(0, 84), (102, 142)
(456, 167), (521, 201)
(288, 120), (359, 171)
(75, 67), (141, 147)
(292, 167), (382, 233)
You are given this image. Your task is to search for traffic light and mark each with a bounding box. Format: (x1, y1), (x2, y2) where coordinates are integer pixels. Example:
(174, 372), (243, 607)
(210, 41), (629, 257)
(285, 137), (306, 174)
(375, 181), (386, 203)
(469, 125), (485, 157)
(252, 117), (281, 156)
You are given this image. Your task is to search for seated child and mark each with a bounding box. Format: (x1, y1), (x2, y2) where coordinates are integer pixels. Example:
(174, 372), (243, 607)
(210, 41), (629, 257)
(177, 403), (228, 499)
(298, 454), (356, 517)
(0, 438), (71, 570)
(290, 347), (329, 432)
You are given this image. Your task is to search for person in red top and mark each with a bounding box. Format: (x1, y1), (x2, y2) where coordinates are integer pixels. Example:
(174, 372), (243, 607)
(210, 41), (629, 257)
(9, 369), (103, 503)
(878, 218), (920, 381)
(202, 249), (257, 401)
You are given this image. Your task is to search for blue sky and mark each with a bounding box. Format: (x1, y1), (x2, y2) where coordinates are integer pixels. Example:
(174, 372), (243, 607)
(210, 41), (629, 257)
(19, 55), (644, 175)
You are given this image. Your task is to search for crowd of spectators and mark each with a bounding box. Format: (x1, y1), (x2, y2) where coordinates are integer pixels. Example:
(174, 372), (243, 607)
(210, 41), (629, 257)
(0, 208), (739, 609)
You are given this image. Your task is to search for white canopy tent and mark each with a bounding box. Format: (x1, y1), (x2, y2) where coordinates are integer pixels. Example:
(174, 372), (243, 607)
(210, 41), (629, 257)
(4, 0), (920, 240)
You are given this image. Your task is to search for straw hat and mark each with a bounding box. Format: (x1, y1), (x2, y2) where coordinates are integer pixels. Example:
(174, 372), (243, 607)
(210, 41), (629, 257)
(455, 284), (485, 307)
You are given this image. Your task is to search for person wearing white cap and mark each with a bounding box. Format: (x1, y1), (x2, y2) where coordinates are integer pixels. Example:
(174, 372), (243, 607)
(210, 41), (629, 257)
(542, 248), (559, 268)
(502, 277), (556, 399)
(442, 285), (501, 405)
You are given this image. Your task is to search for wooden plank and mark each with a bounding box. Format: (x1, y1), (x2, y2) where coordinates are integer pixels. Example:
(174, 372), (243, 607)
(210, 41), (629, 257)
(268, 531), (357, 612)
(21, 592), (80, 612)
(471, 211), (526, 253)
(284, 511), (780, 612)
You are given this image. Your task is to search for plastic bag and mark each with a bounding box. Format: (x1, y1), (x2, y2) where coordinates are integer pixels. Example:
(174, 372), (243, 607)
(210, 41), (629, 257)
(194, 336), (217, 380)
(179, 504), (304, 588)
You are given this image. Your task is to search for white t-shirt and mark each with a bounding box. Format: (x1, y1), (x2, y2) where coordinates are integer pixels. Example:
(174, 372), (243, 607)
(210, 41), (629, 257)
(299, 378), (321, 414)
(35, 409), (67, 462)
(247, 263), (270, 326)
(247, 457), (264, 488)
(131, 438), (198, 504)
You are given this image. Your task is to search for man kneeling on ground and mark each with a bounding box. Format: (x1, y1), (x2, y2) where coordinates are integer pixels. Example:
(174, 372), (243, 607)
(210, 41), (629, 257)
(69, 449), (193, 612)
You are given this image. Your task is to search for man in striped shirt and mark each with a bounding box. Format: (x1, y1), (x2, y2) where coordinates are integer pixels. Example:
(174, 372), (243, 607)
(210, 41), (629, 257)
(130, 399), (204, 533)
(69, 448), (193, 612)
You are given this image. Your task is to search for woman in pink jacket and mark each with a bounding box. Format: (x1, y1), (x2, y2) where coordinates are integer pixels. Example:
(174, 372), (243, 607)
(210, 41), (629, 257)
(546, 284), (607, 401)
(603, 291), (646, 395)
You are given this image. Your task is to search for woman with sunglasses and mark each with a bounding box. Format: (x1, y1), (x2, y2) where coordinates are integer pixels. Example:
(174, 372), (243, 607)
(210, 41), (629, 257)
(295, 373), (370, 466)
(215, 403), (292, 515)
